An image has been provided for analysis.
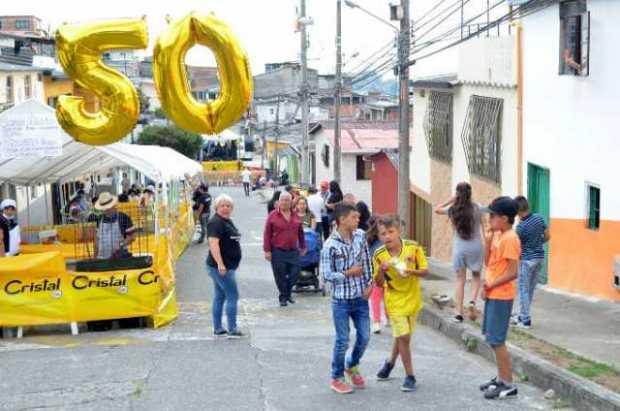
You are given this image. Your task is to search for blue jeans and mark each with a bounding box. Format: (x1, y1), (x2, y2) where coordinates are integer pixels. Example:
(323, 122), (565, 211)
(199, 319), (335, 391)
(518, 259), (543, 323)
(331, 297), (371, 379)
(207, 265), (239, 332)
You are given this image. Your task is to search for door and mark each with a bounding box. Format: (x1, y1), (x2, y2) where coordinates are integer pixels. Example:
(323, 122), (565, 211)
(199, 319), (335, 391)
(409, 192), (432, 256)
(527, 163), (551, 284)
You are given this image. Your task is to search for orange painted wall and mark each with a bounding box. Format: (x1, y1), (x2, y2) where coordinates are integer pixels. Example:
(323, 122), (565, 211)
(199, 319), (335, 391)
(549, 218), (620, 302)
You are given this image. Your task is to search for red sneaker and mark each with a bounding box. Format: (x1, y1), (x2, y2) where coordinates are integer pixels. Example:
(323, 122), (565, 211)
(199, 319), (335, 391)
(345, 366), (366, 389)
(330, 378), (354, 394)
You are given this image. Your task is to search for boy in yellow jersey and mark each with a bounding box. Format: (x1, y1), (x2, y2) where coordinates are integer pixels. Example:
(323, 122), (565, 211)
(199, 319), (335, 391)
(372, 215), (428, 392)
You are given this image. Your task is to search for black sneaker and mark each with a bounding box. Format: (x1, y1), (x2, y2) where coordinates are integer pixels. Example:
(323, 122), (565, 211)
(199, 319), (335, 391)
(227, 330), (244, 339)
(287, 297), (296, 304)
(451, 315), (464, 323)
(376, 360), (394, 381)
(279, 300), (288, 307)
(479, 376), (498, 392)
(400, 375), (417, 392)
(213, 329), (227, 337)
(484, 381), (518, 400)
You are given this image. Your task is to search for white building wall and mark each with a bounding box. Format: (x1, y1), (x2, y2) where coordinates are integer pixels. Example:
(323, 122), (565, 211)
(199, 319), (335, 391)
(312, 130), (372, 208)
(452, 84), (518, 196)
(411, 35), (518, 198)
(313, 131), (333, 186)
(0, 71), (45, 106)
(341, 154), (371, 208)
(411, 90), (432, 194)
(522, 1), (620, 221)
(256, 101), (298, 125)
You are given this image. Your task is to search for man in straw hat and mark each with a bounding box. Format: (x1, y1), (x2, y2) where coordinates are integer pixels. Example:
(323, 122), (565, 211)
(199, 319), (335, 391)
(93, 192), (138, 259)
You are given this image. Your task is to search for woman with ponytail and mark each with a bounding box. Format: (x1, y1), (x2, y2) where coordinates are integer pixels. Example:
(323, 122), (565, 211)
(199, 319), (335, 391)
(435, 182), (484, 323)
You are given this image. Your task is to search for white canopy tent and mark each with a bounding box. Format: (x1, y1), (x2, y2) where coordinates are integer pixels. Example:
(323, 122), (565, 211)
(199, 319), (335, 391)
(0, 100), (203, 227)
(0, 100), (202, 186)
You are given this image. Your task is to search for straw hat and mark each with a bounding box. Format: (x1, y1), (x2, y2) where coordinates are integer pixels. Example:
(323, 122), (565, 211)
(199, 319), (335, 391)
(94, 192), (119, 211)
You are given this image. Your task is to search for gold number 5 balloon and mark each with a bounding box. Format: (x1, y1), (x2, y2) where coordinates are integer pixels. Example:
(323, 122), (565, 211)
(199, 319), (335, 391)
(153, 13), (253, 135)
(55, 19), (148, 146)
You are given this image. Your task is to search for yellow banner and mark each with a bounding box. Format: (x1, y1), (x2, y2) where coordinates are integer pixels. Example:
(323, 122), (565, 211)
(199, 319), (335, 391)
(0, 251), (177, 327)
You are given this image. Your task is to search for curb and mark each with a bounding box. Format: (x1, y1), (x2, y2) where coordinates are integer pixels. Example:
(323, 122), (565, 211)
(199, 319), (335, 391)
(419, 305), (620, 411)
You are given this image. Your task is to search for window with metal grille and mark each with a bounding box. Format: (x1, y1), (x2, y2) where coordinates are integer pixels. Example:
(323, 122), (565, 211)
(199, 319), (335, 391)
(587, 184), (600, 230)
(423, 91), (453, 162)
(322, 145), (330, 168)
(15, 20), (30, 30)
(356, 155), (371, 180)
(559, 0), (590, 76)
(24, 75), (31, 99)
(461, 95), (503, 183)
(5, 76), (13, 104)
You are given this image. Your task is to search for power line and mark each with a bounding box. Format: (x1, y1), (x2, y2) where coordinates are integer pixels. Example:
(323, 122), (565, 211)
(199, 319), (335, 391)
(408, 0), (555, 66)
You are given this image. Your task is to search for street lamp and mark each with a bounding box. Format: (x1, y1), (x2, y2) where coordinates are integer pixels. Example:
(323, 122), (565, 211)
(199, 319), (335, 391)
(344, 0), (412, 236)
(344, 0), (399, 33)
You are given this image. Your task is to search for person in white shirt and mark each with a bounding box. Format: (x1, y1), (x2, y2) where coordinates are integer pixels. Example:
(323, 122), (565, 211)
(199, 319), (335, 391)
(241, 168), (252, 198)
(307, 187), (326, 238)
(0, 199), (20, 256)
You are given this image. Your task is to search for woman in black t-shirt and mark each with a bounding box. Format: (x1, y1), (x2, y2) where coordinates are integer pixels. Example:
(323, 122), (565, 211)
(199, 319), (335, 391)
(206, 194), (243, 338)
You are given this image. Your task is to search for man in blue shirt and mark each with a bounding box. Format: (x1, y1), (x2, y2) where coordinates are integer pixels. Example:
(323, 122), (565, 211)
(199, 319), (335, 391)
(513, 196), (550, 329)
(321, 203), (372, 394)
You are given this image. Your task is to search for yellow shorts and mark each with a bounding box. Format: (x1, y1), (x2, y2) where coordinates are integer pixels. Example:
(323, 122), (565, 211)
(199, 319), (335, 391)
(390, 314), (418, 338)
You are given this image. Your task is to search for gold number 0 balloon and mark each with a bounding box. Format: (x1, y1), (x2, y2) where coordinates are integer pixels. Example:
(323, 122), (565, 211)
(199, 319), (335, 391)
(55, 19), (148, 145)
(153, 13), (253, 135)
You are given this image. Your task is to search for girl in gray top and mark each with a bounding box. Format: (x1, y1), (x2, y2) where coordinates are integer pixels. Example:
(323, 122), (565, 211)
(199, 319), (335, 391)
(435, 182), (484, 323)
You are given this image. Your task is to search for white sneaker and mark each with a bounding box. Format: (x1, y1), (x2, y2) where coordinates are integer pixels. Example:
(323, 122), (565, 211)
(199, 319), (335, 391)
(372, 322), (381, 334)
(515, 321), (531, 330)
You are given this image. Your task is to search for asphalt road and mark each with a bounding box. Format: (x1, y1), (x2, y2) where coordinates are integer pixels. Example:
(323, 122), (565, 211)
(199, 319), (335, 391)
(0, 187), (554, 411)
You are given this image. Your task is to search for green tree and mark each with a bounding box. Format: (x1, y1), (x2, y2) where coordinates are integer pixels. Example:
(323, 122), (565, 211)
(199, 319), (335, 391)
(137, 125), (203, 159)
(153, 107), (168, 119)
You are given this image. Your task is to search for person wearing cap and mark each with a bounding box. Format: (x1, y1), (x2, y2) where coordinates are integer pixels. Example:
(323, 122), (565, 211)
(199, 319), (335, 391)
(93, 192), (137, 259)
(0, 199), (20, 257)
(479, 196), (521, 400)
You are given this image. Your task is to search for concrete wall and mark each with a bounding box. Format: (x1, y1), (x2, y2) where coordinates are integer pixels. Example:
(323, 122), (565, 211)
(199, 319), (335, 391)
(522, 0), (620, 301)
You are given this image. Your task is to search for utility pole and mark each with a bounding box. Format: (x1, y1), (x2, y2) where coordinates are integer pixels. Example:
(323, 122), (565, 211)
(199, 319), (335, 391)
(261, 121), (267, 169)
(398, 0), (411, 235)
(334, 0), (343, 184)
(275, 96), (281, 177)
(300, 0), (310, 186)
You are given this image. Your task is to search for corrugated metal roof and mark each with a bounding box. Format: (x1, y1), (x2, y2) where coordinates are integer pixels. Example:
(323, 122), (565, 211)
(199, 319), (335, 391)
(0, 62), (45, 72)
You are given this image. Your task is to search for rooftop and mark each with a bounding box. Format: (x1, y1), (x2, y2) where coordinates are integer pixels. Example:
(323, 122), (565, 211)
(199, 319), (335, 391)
(320, 123), (401, 153)
(0, 62), (45, 72)
(411, 73), (459, 89)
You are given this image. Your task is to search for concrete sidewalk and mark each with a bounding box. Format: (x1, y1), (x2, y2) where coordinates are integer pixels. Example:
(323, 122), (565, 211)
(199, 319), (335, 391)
(426, 258), (620, 371)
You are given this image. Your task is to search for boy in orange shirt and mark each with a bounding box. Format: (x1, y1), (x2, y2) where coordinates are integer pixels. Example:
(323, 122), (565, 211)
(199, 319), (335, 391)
(479, 197), (521, 400)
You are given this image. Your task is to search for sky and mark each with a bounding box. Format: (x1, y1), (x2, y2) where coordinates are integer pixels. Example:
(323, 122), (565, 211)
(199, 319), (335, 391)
(3, 1), (511, 79)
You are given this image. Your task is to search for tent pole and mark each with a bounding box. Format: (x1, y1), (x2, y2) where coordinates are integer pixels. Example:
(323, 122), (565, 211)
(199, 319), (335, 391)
(44, 184), (50, 225)
(26, 186), (31, 228)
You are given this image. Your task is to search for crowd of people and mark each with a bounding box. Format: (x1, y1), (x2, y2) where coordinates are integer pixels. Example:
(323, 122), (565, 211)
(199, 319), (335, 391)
(195, 176), (550, 400)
